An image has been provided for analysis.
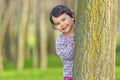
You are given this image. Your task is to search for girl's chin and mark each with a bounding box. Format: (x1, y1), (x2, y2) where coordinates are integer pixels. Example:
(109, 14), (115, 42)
(63, 29), (70, 32)
(63, 30), (69, 33)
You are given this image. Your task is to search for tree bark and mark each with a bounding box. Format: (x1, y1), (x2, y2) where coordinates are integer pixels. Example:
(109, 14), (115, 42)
(73, 0), (117, 80)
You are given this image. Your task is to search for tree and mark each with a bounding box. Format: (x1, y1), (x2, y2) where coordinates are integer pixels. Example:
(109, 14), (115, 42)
(0, 0), (15, 71)
(17, 0), (30, 71)
(31, 0), (40, 68)
(40, 0), (48, 70)
(73, 0), (117, 80)
(0, 0), (6, 71)
(118, 0), (120, 20)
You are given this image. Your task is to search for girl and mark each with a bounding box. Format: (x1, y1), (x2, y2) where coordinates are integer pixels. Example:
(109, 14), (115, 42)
(49, 5), (75, 80)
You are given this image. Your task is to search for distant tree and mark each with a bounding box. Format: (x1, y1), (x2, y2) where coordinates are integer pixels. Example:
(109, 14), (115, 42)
(118, 0), (120, 20)
(9, 14), (17, 61)
(40, 0), (48, 70)
(17, 0), (30, 71)
(31, 0), (40, 68)
(0, 0), (6, 71)
(118, 0), (120, 32)
(73, 0), (117, 80)
(7, 0), (18, 61)
(62, 0), (77, 12)
(0, 0), (15, 71)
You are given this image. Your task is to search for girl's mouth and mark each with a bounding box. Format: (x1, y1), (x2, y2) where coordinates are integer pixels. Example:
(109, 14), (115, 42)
(62, 25), (68, 30)
(62, 28), (65, 30)
(62, 27), (67, 30)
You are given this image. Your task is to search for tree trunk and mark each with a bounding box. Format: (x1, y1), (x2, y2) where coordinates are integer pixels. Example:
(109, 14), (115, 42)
(0, 0), (6, 15)
(40, 0), (48, 70)
(48, 28), (56, 54)
(118, 0), (120, 20)
(9, 15), (17, 61)
(62, 0), (77, 12)
(73, 0), (117, 80)
(0, 0), (15, 71)
(31, 0), (40, 68)
(17, 0), (29, 71)
(8, 0), (18, 62)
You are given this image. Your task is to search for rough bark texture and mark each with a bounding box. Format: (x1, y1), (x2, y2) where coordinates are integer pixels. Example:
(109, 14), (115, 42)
(73, 0), (117, 80)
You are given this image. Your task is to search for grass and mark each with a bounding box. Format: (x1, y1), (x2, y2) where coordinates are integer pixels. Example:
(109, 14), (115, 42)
(0, 67), (120, 80)
(0, 68), (62, 80)
(1, 54), (120, 80)
(116, 52), (120, 66)
(116, 66), (120, 80)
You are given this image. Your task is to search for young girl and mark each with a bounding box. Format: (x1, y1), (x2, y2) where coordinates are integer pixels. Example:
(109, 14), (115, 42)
(49, 5), (75, 80)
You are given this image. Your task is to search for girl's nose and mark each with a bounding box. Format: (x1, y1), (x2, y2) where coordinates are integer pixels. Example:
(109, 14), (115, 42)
(60, 21), (64, 27)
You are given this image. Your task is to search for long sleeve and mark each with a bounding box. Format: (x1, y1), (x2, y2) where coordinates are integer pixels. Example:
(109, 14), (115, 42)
(56, 34), (74, 60)
(56, 35), (74, 77)
(56, 34), (74, 77)
(56, 40), (73, 60)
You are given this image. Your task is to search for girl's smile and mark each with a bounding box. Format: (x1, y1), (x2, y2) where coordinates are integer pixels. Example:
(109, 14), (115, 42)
(52, 13), (74, 36)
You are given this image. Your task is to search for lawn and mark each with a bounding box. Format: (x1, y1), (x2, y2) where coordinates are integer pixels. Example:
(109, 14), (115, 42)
(0, 67), (120, 80)
(116, 66), (120, 80)
(0, 68), (62, 80)
(0, 55), (120, 80)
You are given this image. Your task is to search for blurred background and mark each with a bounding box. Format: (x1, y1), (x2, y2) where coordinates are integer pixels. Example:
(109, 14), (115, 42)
(0, 0), (120, 80)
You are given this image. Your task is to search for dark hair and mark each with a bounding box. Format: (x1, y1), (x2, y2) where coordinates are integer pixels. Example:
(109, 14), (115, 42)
(50, 5), (73, 26)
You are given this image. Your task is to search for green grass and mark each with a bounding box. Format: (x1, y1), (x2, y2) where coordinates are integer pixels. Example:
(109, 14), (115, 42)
(48, 55), (62, 68)
(116, 66), (120, 80)
(116, 52), (120, 66)
(0, 68), (62, 80)
(0, 67), (120, 80)
(1, 55), (120, 80)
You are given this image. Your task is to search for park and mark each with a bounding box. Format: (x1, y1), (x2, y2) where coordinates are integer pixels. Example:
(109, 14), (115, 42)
(0, 0), (120, 80)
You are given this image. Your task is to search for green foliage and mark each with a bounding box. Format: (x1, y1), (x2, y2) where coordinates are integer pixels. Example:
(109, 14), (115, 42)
(116, 36), (120, 53)
(116, 52), (120, 66)
(116, 36), (120, 66)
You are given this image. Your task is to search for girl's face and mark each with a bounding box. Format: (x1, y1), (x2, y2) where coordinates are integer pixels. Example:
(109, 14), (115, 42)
(52, 13), (75, 36)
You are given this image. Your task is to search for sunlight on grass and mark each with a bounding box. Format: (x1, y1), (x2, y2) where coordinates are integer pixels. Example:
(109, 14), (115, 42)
(0, 68), (62, 80)
(116, 66), (120, 80)
(0, 67), (120, 80)
(0, 55), (120, 80)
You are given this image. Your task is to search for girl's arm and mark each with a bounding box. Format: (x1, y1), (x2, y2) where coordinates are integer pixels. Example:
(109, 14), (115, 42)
(56, 42), (74, 60)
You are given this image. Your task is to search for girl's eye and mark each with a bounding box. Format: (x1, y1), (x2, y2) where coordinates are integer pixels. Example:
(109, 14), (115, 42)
(62, 18), (66, 21)
(56, 23), (60, 26)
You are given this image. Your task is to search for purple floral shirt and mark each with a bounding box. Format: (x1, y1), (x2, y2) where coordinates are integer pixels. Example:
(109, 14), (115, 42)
(56, 34), (74, 77)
